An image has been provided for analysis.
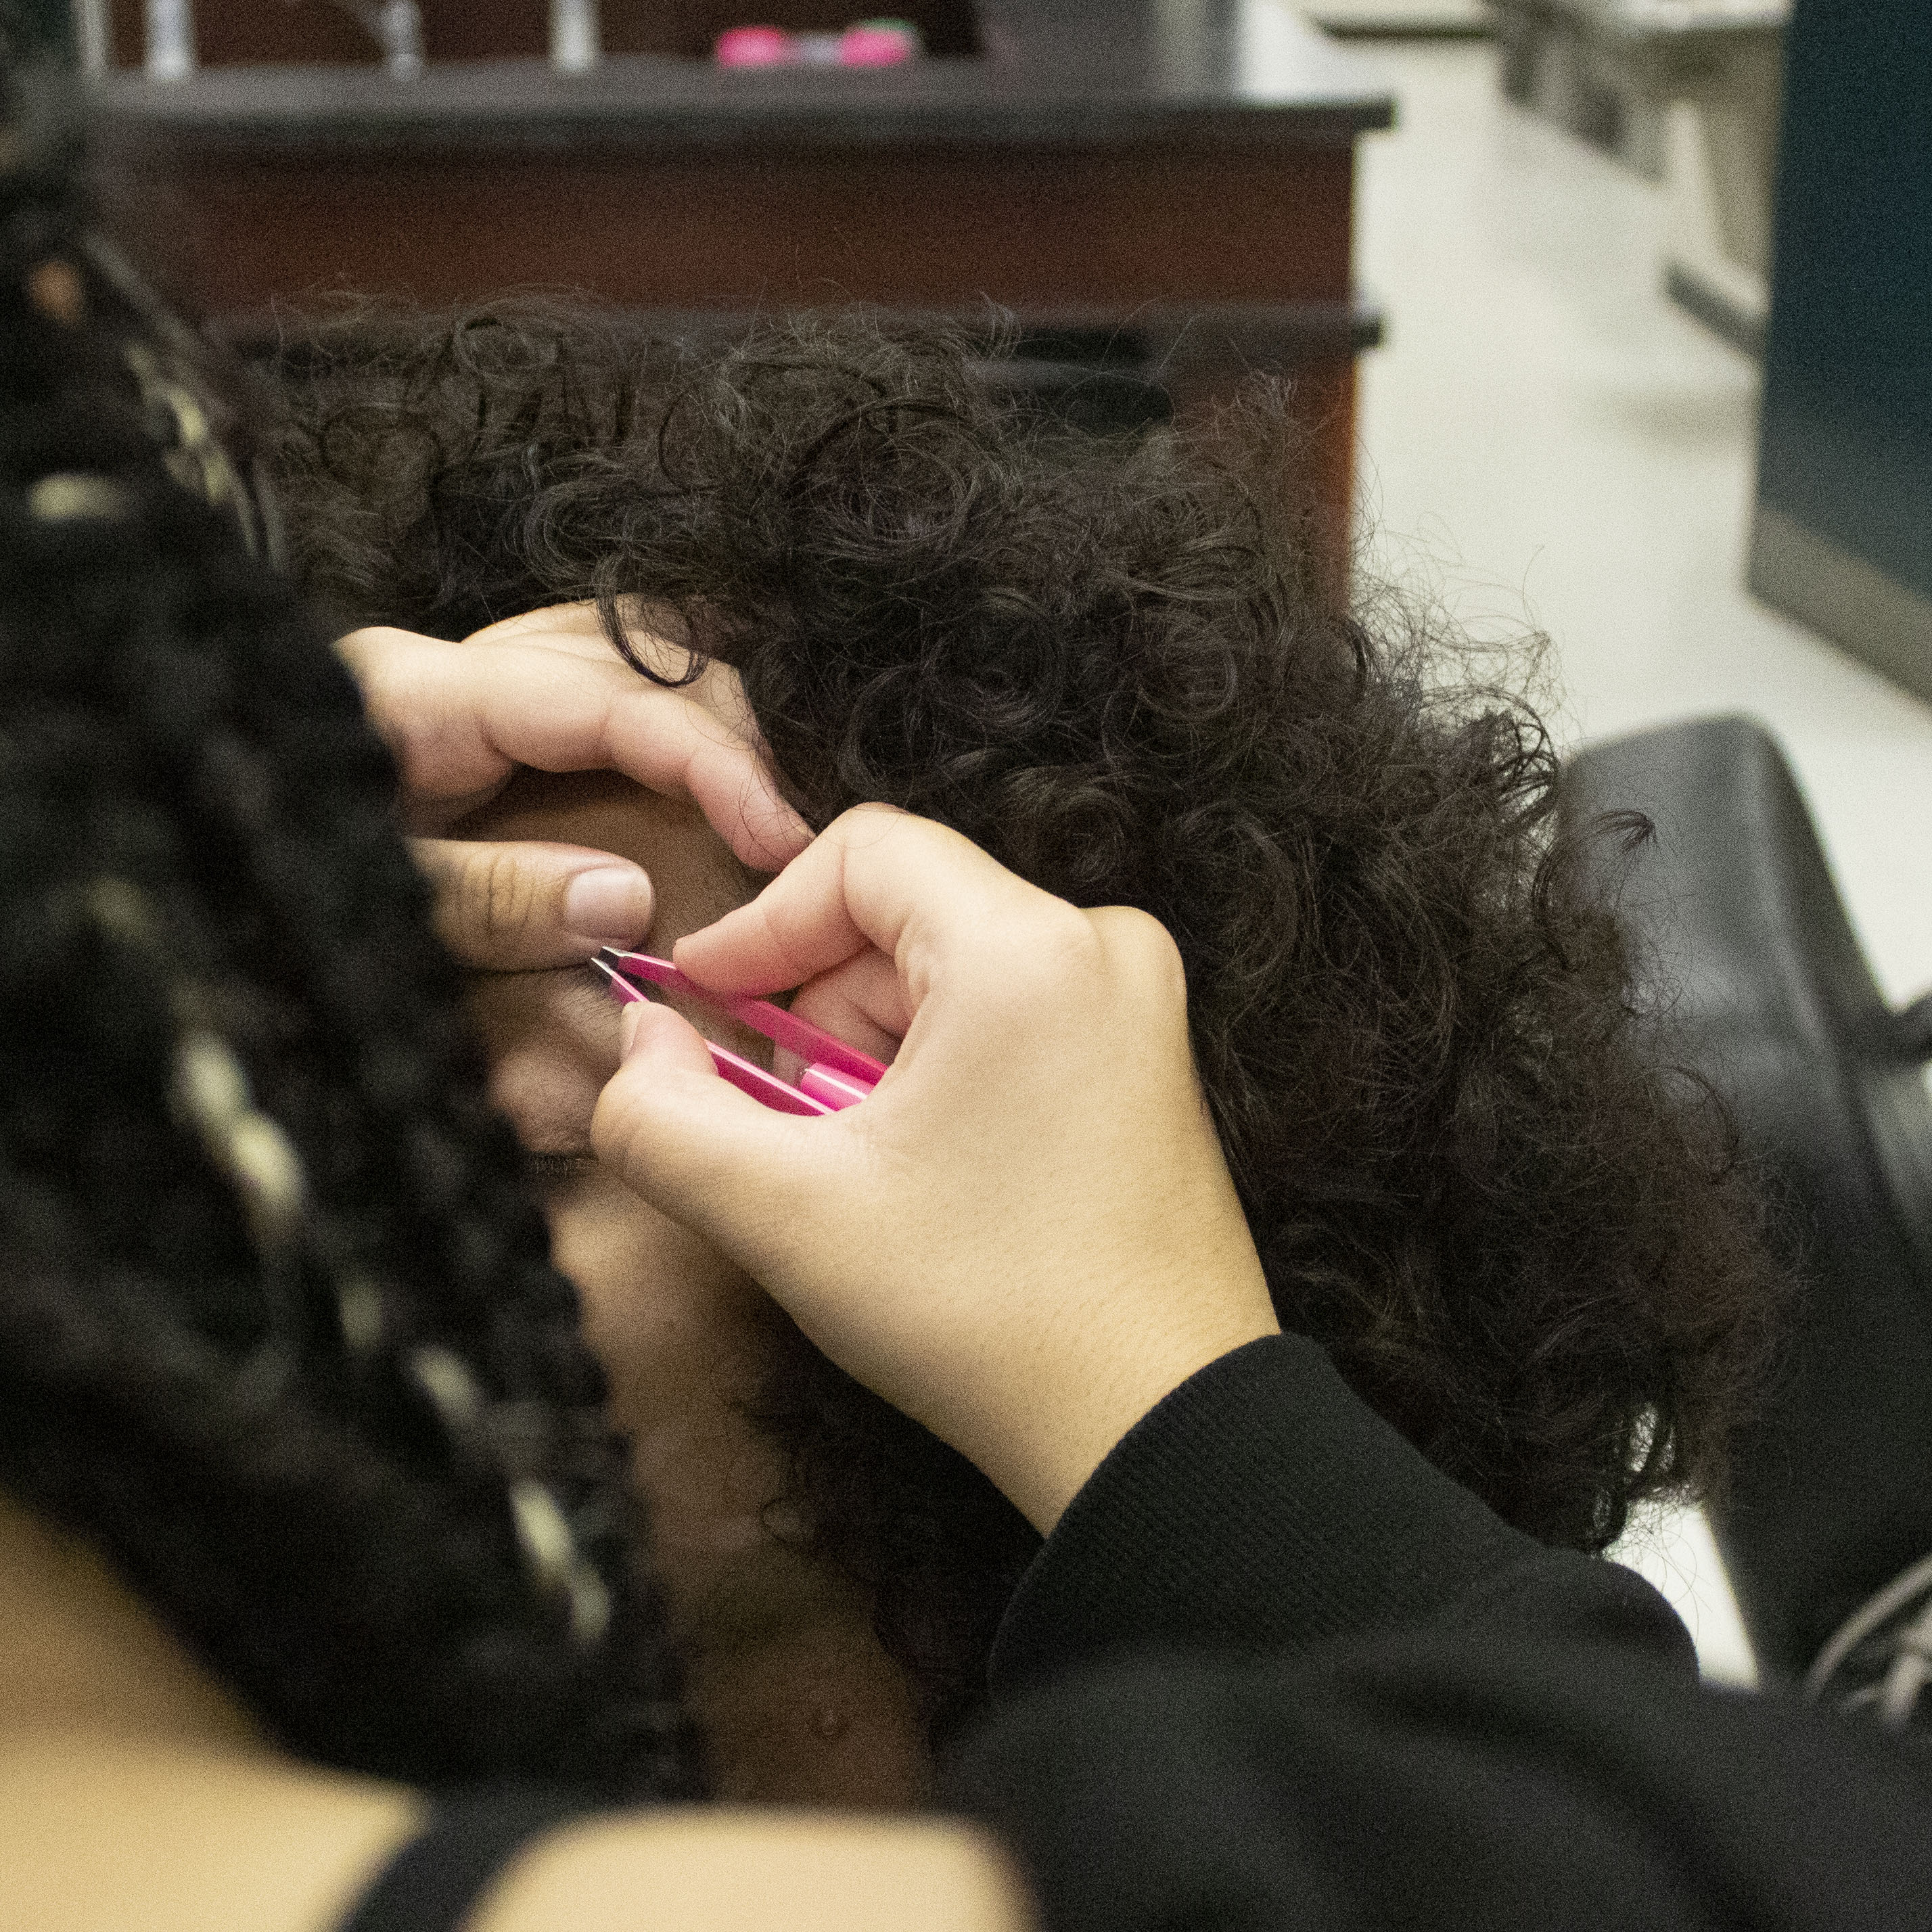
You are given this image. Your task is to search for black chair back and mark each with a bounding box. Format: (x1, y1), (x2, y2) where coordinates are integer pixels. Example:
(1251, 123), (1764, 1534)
(1561, 714), (1932, 1680)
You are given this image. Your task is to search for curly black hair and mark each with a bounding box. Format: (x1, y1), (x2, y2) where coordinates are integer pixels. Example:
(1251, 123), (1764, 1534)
(0, 85), (699, 1795)
(269, 298), (1787, 1733)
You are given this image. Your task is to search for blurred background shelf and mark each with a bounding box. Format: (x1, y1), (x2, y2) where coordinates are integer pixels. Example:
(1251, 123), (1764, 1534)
(1488, 0), (1783, 358)
(1302, 0), (1490, 39)
(87, 1), (1393, 578)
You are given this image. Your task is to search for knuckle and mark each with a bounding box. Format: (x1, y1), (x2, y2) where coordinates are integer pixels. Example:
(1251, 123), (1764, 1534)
(1034, 900), (1106, 973)
(1092, 906), (1191, 1005)
(980, 903), (1103, 1014)
(465, 846), (536, 941)
(842, 801), (908, 832)
(1124, 906), (1188, 978)
(335, 623), (414, 683)
(827, 800), (913, 852)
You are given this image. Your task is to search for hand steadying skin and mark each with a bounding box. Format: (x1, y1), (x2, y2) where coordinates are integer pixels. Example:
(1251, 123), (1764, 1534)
(342, 602), (809, 969)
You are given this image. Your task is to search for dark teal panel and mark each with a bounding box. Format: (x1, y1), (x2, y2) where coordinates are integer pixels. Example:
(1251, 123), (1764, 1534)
(1756, 0), (1932, 605)
(3, 0), (76, 59)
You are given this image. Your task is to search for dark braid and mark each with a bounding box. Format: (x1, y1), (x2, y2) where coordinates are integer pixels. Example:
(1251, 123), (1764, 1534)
(0, 67), (700, 1797)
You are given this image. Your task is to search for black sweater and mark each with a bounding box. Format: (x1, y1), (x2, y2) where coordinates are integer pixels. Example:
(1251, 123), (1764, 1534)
(942, 1334), (1932, 1931)
(345, 1333), (1932, 1932)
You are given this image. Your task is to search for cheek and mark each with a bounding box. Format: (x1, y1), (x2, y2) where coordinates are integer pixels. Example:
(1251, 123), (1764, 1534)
(547, 1168), (743, 1373)
(542, 1168), (788, 1528)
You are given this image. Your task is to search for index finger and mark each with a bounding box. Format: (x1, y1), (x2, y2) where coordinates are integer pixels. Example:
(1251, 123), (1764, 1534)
(671, 805), (1047, 1004)
(340, 627), (810, 871)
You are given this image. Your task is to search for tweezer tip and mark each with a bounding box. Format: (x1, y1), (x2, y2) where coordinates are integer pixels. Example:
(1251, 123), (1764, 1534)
(588, 952), (635, 992)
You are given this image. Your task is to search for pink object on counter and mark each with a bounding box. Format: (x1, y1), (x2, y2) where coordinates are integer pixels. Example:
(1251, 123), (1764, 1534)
(714, 24), (794, 66)
(839, 23), (917, 64)
(715, 20), (921, 69)
(592, 949), (888, 1116)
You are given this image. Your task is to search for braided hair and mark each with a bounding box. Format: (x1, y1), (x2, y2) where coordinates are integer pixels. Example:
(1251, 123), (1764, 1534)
(0, 65), (700, 1797)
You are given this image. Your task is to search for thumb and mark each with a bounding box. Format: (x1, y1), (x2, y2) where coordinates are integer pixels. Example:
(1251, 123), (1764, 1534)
(414, 838), (654, 969)
(591, 1000), (831, 1272)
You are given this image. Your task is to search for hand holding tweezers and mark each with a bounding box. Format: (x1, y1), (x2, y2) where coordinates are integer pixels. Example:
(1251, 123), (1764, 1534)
(591, 948), (888, 1117)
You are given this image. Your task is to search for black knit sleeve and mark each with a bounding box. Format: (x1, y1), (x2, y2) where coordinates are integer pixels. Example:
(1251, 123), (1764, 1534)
(989, 1334), (1693, 1697)
(944, 1637), (1932, 1932)
(941, 1337), (1932, 1932)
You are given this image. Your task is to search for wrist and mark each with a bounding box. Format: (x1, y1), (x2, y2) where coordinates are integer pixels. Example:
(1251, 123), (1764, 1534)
(995, 1310), (1282, 1535)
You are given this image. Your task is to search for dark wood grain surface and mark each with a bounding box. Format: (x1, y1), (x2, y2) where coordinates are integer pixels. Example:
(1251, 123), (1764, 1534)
(93, 2), (1392, 568)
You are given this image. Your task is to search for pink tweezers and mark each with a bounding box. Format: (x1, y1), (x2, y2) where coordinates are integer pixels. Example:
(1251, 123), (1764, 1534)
(591, 948), (888, 1117)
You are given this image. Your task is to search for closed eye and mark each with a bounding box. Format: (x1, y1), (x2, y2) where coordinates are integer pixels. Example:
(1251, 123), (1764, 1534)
(526, 1150), (597, 1185)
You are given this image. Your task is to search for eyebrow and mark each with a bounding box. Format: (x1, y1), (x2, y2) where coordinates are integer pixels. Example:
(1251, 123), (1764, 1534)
(548, 969), (617, 1023)
(526, 1148), (598, 1175)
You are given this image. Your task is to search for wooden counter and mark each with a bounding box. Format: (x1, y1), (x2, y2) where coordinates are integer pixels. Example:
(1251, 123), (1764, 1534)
(91, 1), (1394, 558)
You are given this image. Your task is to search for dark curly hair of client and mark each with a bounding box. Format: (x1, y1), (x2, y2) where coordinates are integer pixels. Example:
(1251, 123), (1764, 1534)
(269, 301), (1787, 1732)
(0, 82), (698, 1796)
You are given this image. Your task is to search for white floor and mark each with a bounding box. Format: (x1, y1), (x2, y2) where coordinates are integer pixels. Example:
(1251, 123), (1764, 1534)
(1333, 40), (1932, 1683)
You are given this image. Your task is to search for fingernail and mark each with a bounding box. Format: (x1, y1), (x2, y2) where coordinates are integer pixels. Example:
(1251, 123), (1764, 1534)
(619, 1001), (645, 1057)
(564, 865), (653, 946)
